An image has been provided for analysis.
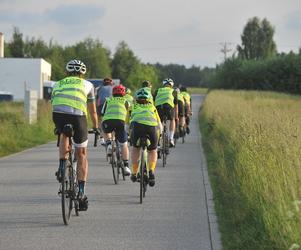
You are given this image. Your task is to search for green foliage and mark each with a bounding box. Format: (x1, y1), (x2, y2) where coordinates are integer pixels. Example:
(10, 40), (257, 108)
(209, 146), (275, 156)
(211, 54), (301, 94)
(112, 41), (140, 83)
(9, 27), (25, 57)
(237, 17), (277, 60)
(125, 64), (159, 90)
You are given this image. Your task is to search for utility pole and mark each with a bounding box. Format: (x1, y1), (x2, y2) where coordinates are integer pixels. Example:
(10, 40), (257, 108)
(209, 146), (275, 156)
(220, 42), (232, 60)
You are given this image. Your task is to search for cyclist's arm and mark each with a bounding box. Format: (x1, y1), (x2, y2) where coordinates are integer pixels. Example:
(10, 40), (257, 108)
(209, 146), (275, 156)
(85, 80), (98, 128)
(88, 101), (98, 128)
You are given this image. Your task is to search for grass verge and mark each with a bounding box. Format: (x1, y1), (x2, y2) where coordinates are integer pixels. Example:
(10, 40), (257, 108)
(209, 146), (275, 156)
(0, 101), (55, 157)
(199, 90), (301, 249)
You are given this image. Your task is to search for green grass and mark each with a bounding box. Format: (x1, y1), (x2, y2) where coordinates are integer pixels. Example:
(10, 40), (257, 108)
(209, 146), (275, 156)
(187, 87), (208, 94)
(0, 101), (55, 157)
(199, 90), (301, 249)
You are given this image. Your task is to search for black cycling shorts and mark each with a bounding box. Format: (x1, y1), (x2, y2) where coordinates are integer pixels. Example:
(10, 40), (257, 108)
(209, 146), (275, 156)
(52, 112), (87, 145)
(102, 119), (127, 144)
(178, 101), (185, 117)
(130, 122), (158, 150)
(156, 103), (175, 121)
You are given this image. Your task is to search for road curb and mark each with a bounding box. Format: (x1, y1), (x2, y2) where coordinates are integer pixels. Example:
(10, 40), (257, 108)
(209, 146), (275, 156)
(198, 109), (222, 250)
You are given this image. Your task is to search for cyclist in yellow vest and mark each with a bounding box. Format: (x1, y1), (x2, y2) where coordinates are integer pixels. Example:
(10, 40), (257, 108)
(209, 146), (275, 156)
(130, 88), (162, 187)
(174, 87), (186, 137)
(154, 78), (178, 147)
(52, 59), (99, 211)
(125, 87), (134, 108)
(180, 86), (192, 134)
(101, 84), (131, 175)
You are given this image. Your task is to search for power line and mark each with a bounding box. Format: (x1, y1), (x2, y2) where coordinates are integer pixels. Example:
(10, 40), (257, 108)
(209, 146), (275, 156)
(219, 42), (232, 60)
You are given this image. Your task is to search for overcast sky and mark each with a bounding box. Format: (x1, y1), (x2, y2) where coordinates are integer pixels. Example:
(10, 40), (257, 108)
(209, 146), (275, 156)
(0, 0), (300, 68)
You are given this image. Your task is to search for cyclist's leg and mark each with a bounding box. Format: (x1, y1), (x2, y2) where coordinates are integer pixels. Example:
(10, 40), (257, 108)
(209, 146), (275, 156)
(129, 122), (142, 181)
(102, 120), (114, 156)
(115, 120), (131, 175)
(164, 104), (175, 146)
(146, 126), (158, 187)
(73, 116), (89, 210)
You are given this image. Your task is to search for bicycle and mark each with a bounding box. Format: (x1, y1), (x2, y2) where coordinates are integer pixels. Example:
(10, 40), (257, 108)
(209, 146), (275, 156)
(158, 115), (169, 168)
(136, 136), (150, 204)
(108, 137), (126, 184)
(55, 125), (79, 225)
(89, 130), (126, 184)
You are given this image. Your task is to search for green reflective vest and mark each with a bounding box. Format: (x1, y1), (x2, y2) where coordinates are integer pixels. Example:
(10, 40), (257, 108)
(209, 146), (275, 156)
(125, 94), (134, 107)
(178, 92), (184, 103)
(155, 87), (174, 107)
(130, 103), (158, 126)
(182, 92), (191, 106)
(103, 97), (127, 121)
(52, 76), (87, 114)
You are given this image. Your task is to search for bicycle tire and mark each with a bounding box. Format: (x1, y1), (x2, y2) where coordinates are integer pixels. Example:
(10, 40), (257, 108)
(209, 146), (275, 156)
(162, 131), (168, 167)
(139, 150), (145, 204)
(72, 161), (79, 217)
(61, 161), (72, 225)
(111, 145), (119, 184)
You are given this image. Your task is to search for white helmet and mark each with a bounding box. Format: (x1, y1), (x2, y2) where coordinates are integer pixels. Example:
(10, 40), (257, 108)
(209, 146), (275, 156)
(162, 78), (174, 87)
(66, 59), (87, 75)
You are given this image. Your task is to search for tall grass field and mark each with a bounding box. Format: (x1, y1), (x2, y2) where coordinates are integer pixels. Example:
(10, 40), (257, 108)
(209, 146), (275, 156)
(0, 101), (55, 157)
(200, 90), (301, 249)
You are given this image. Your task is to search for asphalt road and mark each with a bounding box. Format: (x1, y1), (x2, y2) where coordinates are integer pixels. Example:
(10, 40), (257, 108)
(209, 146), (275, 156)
(0, 95), (221, 250)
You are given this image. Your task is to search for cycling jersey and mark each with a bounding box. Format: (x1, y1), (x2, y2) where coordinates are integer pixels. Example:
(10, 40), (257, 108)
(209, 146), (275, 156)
(102, 97), (128, 122)
(96, 85), (113, 115)
(52, 76), (95, 116)
(154, 87), (175, 108)
(182, 91), (191, 107)
(130, 102), (160, 127)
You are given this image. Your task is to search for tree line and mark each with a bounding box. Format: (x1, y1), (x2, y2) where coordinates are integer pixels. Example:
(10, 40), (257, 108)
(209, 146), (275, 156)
(4, 27), (207, 90)
(210, 17), (301, 94)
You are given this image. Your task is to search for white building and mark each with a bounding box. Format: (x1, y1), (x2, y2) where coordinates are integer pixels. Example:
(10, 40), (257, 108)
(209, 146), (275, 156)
(0, 58), (51, 100)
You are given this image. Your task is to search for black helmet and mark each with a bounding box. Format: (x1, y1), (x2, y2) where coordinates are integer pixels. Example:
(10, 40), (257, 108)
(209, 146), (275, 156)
(142, 80), (152, 88)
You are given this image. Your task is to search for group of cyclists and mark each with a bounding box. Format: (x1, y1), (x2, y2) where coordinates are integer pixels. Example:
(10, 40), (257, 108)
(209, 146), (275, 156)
(51, 59), (192, 211)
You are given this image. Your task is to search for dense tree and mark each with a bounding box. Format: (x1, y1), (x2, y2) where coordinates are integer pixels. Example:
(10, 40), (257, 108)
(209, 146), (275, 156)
(126, 64), (159, 90)
(112, 41), (140, 83)
(237, 17), (277, 60)
(9, 27), (25, 57)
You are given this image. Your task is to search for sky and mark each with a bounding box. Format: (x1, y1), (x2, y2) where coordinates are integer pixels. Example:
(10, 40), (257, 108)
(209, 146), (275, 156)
(0, 0), (300, 68)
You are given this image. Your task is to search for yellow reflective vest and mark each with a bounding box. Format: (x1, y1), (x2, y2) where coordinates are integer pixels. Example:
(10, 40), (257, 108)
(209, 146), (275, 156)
(52, 76), (87, 114)
(102, 97), (127, 122)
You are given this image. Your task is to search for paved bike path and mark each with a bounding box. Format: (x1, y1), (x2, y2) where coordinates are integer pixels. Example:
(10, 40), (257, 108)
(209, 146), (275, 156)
(0, 94), (221, 250)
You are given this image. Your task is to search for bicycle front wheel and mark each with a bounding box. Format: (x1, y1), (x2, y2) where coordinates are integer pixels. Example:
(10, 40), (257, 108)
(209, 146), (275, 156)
(61, 161), (72, 225)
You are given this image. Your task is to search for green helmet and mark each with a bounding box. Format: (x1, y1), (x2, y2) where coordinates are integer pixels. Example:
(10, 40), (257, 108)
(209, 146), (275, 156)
(135, 88), (152, 102)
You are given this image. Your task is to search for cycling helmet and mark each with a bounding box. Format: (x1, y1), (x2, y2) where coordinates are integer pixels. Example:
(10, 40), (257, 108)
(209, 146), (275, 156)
(162, 78), (174, 87)
(174, 87), (180, 94)
(142, 80), (152, 88)
(66, 59), (86, 75)
(126, 88), (131, 94)
(180, 86), (187, 92)
(135, 88), (152, 102)
(103, 78), (113, 86)
(112, 84), (126, 96)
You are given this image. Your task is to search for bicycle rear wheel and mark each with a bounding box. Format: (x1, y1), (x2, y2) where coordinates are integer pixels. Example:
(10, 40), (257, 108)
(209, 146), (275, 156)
(111, 151), (119, 184)
(162, 132), (168, 167)
(139, 150), (145, 204)
(61, 161), (72, 225)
